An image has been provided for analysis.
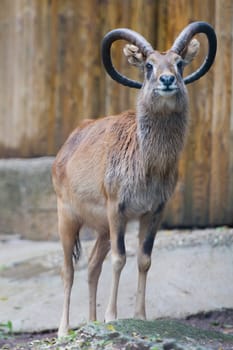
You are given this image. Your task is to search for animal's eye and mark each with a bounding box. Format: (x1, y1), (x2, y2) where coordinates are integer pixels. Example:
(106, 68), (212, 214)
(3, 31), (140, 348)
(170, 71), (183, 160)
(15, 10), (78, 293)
(145, 62), (153, 70)
(176, 60), (183, 72)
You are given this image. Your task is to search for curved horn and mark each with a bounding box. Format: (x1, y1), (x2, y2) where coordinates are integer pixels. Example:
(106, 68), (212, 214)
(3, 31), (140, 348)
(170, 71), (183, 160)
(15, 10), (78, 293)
(101, 28), (154, 89)
(171, 21), (217, 84)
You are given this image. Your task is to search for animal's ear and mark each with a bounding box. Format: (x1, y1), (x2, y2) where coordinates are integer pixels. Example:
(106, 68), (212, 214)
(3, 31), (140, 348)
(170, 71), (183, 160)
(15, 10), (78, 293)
(123, 44), (146, 68)
(182, 39), (200, 65)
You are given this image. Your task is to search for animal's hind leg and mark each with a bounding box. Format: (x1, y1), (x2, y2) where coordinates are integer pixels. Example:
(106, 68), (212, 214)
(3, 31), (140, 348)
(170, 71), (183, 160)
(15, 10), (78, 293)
(57, 199), (81, 338)
(105, 201), (127, 322)
(88, 231), (110, 321)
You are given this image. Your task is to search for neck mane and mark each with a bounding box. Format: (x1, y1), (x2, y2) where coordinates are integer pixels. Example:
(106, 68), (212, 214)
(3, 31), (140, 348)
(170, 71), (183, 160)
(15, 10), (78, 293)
(136, 98), (189, 175)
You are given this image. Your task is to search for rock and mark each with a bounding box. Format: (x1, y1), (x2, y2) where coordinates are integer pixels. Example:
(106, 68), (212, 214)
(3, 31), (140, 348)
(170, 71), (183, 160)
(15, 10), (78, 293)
(18, 319), (233, 349)
(0, 157), (58, 240)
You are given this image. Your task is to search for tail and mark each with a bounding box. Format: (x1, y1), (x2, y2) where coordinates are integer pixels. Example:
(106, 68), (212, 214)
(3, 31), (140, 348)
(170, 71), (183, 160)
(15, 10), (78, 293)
(73, 233), (82, 263)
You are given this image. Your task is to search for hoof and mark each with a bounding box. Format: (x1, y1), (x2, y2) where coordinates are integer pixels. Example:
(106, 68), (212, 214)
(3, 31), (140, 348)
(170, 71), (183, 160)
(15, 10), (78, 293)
(58, 327), (69, 338)
(104, 311), (117, 323)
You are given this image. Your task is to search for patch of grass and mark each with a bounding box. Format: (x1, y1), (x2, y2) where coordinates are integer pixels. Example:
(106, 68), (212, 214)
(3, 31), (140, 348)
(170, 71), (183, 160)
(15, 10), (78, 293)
(0, 321), (13, 338)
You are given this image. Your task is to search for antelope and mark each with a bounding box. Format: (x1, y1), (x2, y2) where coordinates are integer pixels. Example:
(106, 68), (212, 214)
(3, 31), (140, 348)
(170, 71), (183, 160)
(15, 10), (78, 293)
(52, 21), (217, 337)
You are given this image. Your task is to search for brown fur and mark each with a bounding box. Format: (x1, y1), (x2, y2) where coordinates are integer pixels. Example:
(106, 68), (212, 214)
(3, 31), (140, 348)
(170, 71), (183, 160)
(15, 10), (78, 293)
(53, 40), (199, 337)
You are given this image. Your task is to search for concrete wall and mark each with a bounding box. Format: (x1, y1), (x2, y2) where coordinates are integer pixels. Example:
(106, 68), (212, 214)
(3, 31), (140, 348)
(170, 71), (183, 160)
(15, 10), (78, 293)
(0, 158), (57, 240)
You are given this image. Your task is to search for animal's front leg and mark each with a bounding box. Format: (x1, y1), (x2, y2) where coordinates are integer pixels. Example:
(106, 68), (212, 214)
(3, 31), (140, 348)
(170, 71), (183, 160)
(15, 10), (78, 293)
(105, 201), (127, 322)
(134, 204), (165, 319)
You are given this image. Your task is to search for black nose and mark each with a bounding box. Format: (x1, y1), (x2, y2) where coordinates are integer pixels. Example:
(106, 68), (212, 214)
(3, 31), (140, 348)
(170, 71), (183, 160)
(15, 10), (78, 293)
(159, 74), (175, 86)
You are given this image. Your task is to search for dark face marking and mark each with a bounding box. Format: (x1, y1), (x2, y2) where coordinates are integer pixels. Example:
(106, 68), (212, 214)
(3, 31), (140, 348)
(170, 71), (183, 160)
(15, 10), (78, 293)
(145, 61), (153, 80)
(144, 51), (185, 87)
(176, 60), (184, 77)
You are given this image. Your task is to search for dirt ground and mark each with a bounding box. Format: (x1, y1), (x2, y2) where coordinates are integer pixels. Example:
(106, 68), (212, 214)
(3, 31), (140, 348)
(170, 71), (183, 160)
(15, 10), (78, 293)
(1, 227), (233, 349)
(1, 309), (233, 349)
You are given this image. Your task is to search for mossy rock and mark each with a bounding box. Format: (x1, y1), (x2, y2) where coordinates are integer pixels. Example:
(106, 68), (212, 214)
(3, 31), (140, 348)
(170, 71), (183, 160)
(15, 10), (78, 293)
(2, 319), (232, 349)
(23, 319), (233, 349)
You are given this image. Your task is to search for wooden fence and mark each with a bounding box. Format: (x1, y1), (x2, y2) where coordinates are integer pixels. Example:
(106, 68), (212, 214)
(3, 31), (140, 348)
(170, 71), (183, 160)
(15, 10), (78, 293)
(0, 0), (232, 227)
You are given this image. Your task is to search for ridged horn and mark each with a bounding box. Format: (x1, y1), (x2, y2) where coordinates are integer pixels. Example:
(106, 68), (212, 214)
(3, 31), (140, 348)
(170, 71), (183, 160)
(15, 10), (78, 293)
(101, 28), (153, 89)
(171, 21), (217, 84)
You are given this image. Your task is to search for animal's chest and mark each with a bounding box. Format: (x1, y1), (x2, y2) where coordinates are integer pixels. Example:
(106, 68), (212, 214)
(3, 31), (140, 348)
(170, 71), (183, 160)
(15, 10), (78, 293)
(121, 176), (166, 217)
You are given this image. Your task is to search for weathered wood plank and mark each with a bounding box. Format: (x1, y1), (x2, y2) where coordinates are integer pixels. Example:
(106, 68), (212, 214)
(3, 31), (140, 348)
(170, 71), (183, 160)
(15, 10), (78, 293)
(209, 0), (233, 226)
(160, 0), (217, 227)
(0, 0), (232, 227)
(99, 0), (157, 117)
